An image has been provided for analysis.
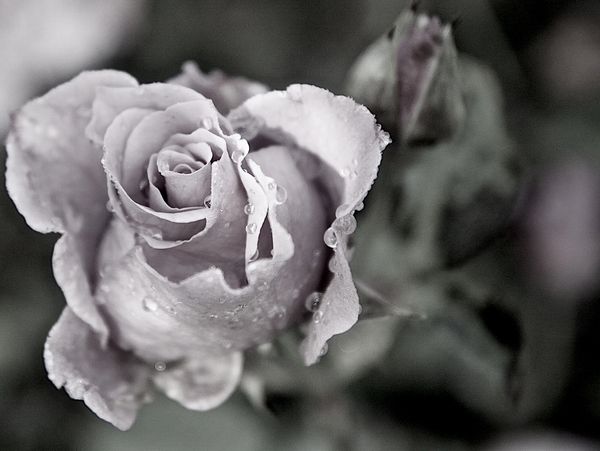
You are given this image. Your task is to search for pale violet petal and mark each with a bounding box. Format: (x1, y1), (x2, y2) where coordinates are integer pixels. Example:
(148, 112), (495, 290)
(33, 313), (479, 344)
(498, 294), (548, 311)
(86, 83), (203, 144)
(44, 308), (152, 431)
(168, 61), (268, 114)
(5, 70), (136, 338)
(153, 352), (243, 411)
(228, 85), (390, 365)
(97, 146), (326, 363)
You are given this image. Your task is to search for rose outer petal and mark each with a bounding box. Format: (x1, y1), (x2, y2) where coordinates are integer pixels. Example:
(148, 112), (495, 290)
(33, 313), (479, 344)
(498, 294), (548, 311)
(229, 85), (390, 364)
(5, 70), (137, 341)
(168, 61), (269, 114)
(153, 352), (243, 411)
(44, 308), (152, 430)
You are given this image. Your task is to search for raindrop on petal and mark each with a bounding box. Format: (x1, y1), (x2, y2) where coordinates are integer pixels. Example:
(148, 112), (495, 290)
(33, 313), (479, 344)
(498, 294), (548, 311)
(154, 361), (166, 372)
(333, 215), (357, 235)
(142, 297), (158, 312)
(328, 256), (338, 273)
(236, 138), (250, 153)
(313, 310), (324, 324)
(305, 292), (323, 312)
(323, 227), (338, 248)
(319, 343), (329, 357)
(246, 223), (257, 234)
(231, 149), (244, 164)
(267, 181), (276, 191)
(335, 204), (349, 217)
(244, 203), (255, 215)
(275, 185), (287, 204)
(204, 195), (212, 208)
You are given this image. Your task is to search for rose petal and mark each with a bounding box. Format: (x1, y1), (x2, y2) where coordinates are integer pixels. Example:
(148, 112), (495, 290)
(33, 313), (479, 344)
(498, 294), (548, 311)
(103, 101), (220, 242)
(86, 83), (203, 144)
(44, 308), (151, 431)
(153, 352), (243, 411)
(228, 85), (390, 364)
(159, 158), (212, 209)
(168, 61), (268, 114)
(142, 149), (248, 283)
(5, 70), (136, 339)
(96, 146), (326, 364)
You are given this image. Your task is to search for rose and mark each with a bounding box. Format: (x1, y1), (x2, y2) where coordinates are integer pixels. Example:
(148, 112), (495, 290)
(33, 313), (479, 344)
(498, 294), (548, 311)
(6, 63), (389, 429)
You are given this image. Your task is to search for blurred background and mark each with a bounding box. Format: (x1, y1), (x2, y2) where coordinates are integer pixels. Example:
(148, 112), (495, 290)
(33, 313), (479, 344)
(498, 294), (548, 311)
(2, 0), (600, 449)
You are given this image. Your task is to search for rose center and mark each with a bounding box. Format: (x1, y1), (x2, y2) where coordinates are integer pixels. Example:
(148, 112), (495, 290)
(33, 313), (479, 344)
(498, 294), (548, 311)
(140, 127), (228, 211)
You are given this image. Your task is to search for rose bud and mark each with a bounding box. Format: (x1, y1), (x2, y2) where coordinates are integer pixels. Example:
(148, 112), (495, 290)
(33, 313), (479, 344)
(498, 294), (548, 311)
(6, 65), (389, 429)
(345, 8), (465, 144)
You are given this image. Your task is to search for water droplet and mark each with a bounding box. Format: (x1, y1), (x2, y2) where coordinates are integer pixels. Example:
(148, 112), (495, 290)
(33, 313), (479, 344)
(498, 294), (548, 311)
(275, 185), (287, 204)
(142, 297), (158, 312)
(335, 204), (349, 217)
(350, 170), (358, 179)
(236, 138), (250, 153)
(323, 227), (338, 248)
(378, 130), (391, 147)
(231, 149), (244, 164)
(106, 200), (114, 212)
(246, 223), (257, 234)
(267, 181), (276, 191)
(248, 249), (260, 262)
(352, 157), (359, 166)
(313, 310), (324, 324)
(319, 343), (329, 357)
(209, 313), (218, 319)
(358, 304), (363, 316)
(333, 215), (357, 234)
(328, 256), (338, 273)
(166, 305), (176, 315)
(258, 281), (268, 292)
(305, 292), (322, 312)
(244, 203), (255, 215)
(204, 195), (212, 208)
(154, 361), (166, 371)
(356, 202), (365, 211)
(340, 167), (350, 178)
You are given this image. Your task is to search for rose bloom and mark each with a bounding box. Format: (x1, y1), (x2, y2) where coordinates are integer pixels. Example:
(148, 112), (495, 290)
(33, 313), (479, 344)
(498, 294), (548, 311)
(5, 62), (389, 429)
